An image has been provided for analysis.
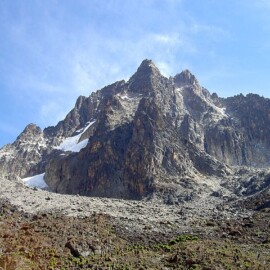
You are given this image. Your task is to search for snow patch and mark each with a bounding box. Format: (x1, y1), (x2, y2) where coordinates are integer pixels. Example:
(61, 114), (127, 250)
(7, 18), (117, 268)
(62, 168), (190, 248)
(55, 120), (95, 153)
(118, 93), (137, 101)
(175, 87), (184, 92)
(83, 120), (96, 131)
(56, 136), (88, 152)
(75, 128), (84, 133)
(22, 173), (48, 189)
(214, 107), (227, 118)
(119, 93), (132, 100)
(118, 92), (143, 101)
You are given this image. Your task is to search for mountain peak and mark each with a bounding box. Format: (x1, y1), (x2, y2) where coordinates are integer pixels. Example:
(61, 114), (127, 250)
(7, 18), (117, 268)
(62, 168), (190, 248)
(15, 123), (42, 143)
(139, 59), (156, 67)
(22, 123), (42, 134)
(174, 69), (198, 87)
(128, 59), (163, 93)
(135, 59), (160, 75)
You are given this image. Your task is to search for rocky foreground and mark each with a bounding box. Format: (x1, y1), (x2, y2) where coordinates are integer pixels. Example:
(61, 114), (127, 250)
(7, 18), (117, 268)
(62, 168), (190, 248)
(0, 177), (269, 269)
(1, 60), (270, 269)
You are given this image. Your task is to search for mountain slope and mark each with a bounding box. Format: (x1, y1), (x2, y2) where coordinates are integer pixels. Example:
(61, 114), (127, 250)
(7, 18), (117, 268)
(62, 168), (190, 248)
(0, 59), (270, 200)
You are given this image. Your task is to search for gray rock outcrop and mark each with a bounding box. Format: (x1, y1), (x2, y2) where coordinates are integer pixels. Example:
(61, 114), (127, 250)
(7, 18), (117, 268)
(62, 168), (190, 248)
(0, 59), (270, 200)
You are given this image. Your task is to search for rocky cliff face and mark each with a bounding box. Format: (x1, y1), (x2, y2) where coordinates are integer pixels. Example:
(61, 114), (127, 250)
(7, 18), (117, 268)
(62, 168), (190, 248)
(0, 59), (270, 200)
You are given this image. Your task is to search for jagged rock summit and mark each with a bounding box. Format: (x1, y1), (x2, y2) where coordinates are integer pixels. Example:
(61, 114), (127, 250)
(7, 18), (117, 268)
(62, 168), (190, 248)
(1, 59), (270, 201)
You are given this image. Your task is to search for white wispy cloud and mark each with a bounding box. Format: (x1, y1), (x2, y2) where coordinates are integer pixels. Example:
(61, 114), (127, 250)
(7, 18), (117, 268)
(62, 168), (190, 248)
(0, 0), (234, 135)
(189, 22), (230, 41)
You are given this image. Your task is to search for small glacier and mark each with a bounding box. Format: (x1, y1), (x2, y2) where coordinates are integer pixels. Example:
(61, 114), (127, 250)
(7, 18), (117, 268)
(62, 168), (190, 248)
(55, 120), (95, 153)
(22, 173), (48, 189)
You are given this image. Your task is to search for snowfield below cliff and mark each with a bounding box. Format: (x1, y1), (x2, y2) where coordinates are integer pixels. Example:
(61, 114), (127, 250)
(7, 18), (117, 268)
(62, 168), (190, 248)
(55, 120), (96, 152)
(21, 173), (48, 189)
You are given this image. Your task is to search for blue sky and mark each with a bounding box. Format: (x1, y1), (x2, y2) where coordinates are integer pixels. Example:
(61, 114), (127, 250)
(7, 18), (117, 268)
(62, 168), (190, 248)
(0, 0), (270, 147)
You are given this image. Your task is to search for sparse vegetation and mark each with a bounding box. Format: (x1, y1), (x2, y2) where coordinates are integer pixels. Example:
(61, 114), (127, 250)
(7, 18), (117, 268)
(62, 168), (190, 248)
(0, 200), (269, 269)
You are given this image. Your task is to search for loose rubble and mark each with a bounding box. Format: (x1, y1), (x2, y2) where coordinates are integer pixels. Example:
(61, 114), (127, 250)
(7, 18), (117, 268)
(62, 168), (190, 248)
(1, 177), (269, 269)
